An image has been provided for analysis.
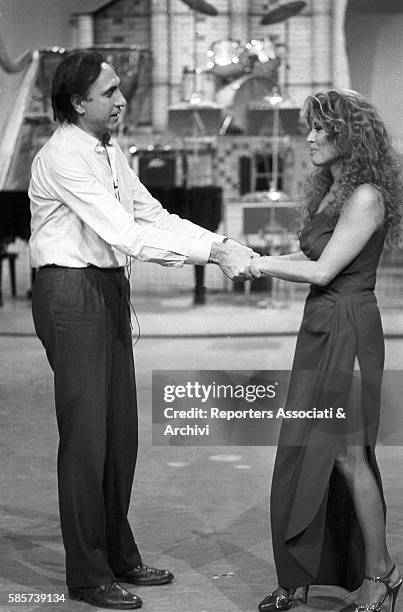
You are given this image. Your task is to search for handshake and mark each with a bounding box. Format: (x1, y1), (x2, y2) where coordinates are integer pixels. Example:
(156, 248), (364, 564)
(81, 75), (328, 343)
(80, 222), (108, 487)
(208, 238), (262, 281)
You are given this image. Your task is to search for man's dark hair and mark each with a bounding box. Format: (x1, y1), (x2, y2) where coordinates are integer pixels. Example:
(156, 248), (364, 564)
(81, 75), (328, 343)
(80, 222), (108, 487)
(51, 51), (105, 123)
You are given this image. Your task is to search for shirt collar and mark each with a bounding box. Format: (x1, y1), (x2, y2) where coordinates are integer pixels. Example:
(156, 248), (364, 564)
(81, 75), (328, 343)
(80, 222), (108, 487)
(61, 123), (113, 152)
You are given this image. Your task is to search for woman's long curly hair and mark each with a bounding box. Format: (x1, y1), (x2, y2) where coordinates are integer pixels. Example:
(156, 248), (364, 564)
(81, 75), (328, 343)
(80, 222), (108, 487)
(301, 89), (402, 245)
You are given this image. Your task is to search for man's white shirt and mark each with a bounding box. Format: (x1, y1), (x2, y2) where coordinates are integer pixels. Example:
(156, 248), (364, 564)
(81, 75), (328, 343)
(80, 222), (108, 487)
(29, 123), (223, 268)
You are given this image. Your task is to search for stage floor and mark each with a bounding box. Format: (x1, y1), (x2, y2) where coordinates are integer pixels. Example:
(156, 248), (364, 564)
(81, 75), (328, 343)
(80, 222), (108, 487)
(1, 295), (402, 612)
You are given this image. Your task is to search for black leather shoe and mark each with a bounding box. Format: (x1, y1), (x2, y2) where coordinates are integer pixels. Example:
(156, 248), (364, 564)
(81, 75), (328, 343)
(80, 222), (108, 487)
(68, 581), (142, 609)
(116, 564), (174, 586)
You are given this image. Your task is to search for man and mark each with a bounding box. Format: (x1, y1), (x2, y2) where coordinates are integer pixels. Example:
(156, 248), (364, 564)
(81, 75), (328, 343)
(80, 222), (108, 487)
(29, 51), (258, 610)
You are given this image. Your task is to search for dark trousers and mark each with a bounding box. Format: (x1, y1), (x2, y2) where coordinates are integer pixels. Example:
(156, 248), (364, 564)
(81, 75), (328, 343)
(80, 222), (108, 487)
(32, 266), (142, 588)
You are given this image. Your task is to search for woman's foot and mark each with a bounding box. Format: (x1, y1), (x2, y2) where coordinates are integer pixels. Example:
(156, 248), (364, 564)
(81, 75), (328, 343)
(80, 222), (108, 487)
(354, 565), (401, 607)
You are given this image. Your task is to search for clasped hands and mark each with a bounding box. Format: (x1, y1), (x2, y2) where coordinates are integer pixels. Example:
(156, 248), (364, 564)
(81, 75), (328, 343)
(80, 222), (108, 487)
(209, 239), (262, 281)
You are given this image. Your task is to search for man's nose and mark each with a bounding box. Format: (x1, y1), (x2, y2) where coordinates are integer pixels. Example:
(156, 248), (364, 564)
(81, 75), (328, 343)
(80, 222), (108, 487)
(115, 90), (127, 108)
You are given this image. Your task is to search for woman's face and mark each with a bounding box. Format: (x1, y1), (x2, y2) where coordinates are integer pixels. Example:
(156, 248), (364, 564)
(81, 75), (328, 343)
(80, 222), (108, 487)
(307, 120), (342, 167)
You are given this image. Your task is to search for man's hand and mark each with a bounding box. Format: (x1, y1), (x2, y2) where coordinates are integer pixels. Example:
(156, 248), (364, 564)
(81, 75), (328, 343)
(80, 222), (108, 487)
(209, 242), (262, 281)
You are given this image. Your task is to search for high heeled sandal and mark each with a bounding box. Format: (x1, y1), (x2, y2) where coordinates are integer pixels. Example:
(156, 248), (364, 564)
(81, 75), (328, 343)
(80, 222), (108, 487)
(258, 585), (309, 611)
(340, 564), (402, 612)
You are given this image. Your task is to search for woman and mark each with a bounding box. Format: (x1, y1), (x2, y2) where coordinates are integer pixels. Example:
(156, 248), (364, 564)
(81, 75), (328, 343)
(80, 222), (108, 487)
(252, 90), (402, 612)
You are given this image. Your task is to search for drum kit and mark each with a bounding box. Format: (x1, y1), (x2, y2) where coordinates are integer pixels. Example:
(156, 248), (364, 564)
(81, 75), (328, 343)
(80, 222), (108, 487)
(197, 37), (280, 123)
(204, 0), (305, 83)
(171, 0), (306, 137)
(178, 0), (305, 79)
(206, 38), (277, 79)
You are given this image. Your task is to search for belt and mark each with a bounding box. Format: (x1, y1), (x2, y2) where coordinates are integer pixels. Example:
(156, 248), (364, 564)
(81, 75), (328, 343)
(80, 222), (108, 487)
(39, 264), (125, 272)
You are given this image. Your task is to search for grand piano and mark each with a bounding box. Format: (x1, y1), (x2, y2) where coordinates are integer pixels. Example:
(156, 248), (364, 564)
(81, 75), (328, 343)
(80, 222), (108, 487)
(0, 191), (31, 242)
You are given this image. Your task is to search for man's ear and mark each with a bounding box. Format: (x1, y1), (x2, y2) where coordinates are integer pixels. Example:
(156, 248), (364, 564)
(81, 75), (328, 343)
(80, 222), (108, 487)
(71, 94), (85, 116)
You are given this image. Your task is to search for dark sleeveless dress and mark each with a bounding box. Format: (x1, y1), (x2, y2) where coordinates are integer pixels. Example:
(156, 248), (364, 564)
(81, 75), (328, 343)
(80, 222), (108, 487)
(270, 207), (386, 591)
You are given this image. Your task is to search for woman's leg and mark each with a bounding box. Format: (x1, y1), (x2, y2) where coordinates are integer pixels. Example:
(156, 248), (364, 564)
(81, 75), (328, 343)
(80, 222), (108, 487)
(335, 446), (399, 604)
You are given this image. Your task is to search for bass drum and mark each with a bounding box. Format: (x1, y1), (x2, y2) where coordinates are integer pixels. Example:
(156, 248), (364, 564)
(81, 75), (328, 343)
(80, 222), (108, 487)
(216, 74), (277, 132)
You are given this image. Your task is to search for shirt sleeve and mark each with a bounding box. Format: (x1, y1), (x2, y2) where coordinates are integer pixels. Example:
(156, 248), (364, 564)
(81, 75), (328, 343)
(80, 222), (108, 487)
(120, 152), (226, 243)
(44, 150), (217, 266)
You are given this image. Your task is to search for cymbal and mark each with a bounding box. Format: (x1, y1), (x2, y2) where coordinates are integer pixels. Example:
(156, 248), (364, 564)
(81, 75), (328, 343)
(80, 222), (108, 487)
(180, 0), (218, 16)
(261, 1), (306, 25)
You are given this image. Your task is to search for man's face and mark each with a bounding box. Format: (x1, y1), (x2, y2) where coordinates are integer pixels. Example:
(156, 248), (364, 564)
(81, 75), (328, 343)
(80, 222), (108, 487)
(76, 62), (127, 139)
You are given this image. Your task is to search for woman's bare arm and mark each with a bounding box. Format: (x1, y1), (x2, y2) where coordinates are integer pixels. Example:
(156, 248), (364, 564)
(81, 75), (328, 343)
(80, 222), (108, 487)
(251, 185), (384, 285)
(270, 250), (309, 262)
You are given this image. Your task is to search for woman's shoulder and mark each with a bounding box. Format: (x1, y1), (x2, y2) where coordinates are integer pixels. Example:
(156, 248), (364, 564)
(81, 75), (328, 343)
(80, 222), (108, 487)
(342, 183), (384, 227)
